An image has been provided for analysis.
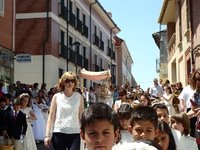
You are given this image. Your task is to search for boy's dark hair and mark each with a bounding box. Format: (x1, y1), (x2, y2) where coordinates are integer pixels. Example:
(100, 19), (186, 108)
(80, 102), (119, 133)
(152, 103), (169, 114)
(4, 93), (12, 100)
(13, 98), (21, 106)
(130, 106), (158, 129)
(0, 96), (6, 103)
(117, 103), (133, 120)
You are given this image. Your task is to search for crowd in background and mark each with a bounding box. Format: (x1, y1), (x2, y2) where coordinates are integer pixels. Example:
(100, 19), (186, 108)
(0, 69), (200, 150)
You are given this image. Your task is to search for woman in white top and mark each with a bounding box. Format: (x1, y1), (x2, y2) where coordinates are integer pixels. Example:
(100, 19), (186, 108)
(44, 71), (84, 150)
(160, 86), (175, 117)
(114, 89), (127, 112)
(171, 112), (198, 150)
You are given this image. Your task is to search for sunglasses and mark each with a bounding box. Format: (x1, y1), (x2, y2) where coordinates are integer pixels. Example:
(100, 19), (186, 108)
(119, 94), (125, 96)
(65, 79), (75, 83)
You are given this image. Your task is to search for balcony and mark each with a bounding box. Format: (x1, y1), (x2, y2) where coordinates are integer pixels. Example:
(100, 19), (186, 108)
(68, 48), (75, 63)
(99, 40), (104, 51)
(156, 58), (160, 73)
(112, 51), (115, 60)
(59, 3), (67, 20)
(69, 12), (75, 27)
(60, 43), (68, 59)
(93, 34), (99, 47)
(107, 47), (112, 57)
(76, 53), (83, 67)
(167, 33), (176, 62)
(82, 25), (88, 38)
(83, 58), (88, 70)
(93, 64), (99, 71)
(76, 18), (82, 33)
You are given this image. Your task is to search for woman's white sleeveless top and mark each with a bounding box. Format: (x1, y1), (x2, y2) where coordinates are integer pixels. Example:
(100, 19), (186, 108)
(53, 92), (81, 134)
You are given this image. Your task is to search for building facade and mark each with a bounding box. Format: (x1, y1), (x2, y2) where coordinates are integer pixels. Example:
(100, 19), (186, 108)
(152, 30), (168, 82)
(157, 0), (200, 86)
(114, 36), (134, 87)
(0, 0), (14, 88)
(13, 0), (123, 89)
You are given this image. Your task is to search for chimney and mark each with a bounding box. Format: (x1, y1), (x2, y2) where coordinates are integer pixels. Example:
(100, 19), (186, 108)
(107, 12), (112, 18)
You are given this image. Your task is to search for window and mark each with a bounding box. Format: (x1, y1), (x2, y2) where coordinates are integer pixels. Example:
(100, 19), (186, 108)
(100, 58), (103, 68)
(94, 54), (97, 64)
(94, 25), (97, 35)
(76, 7), (80, 19)
(83, 14), (86, 25)
(76, 45), (80, 54)
(59, 68), (63, 78)
(108, 39), (110, 48)
(83, 46), (86, 58)
(178, 1), (182, 42)
(69, 1), (73, 13)
(0, 0), (4, 15)
(69, 36), (73, 46)
(100, 31), (102, 40)
(60, 30), (65, 44)
(108, 64), (111, 69)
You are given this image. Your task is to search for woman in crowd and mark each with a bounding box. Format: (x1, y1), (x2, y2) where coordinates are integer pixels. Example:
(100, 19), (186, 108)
(44, 71), (84, 150)
(19, 93), (37, 150)
(114, 89), (127, 112)
(140, 92), (151, 106)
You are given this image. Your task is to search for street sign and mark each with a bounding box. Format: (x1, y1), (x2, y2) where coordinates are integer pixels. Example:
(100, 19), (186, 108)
(16, 54), (32, 63)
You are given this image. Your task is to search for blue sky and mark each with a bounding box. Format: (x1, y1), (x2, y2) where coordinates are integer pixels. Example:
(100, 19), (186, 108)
(98, 0), (164, 90)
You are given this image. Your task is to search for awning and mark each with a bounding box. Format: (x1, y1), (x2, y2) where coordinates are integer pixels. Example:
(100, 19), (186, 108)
(78, 68), (111, 81)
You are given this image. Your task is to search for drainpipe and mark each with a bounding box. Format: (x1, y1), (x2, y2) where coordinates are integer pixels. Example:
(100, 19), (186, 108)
(42, 0), (49, 84)
(89, 1), (97, 86)
(190, 0), (195, 73)
(66, 0), (69, 71)
(89, 1), (97, 71)
(11, 0), (15, 83)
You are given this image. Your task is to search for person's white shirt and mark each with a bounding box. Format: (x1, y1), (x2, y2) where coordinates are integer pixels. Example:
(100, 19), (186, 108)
(177, 135), (198, 150)
(149, 84), (163, 98)
(178, 85), (194, 111)
(2, 86), (8, 94)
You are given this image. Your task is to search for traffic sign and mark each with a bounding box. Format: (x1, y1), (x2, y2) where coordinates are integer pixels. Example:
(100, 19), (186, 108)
(16, 54), (32, 63)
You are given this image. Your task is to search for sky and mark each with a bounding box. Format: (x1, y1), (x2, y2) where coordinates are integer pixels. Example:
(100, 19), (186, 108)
(98, 0), (164, 90)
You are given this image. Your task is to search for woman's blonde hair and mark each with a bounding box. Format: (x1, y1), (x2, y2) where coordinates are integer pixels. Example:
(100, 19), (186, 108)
(57, 71), (79, 92)
(190, 68), (200, 90)
(171, 112), (190, 136)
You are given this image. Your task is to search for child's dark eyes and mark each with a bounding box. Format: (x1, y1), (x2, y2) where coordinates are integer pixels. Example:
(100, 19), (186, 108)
(103, 131), (110, 135)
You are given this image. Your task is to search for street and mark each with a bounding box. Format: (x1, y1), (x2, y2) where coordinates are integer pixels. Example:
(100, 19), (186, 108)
(36, 142), (54, 150)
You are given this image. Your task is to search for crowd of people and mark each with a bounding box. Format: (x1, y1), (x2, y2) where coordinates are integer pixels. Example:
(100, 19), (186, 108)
(1, 69), (200, 150)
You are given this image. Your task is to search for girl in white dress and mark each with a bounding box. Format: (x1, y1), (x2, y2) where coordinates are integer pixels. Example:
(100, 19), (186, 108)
(160, 86), (175, 117)
(32, 96), (46, 141)
(19, 93), (37, 150)
(171, 112), (198, 150)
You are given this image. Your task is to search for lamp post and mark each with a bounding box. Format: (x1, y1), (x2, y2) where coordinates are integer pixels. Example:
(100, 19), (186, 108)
(69, 41), (81, 74)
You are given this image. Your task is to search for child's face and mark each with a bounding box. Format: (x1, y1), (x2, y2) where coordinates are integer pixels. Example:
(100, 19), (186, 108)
(154, 131), (170, 150)
(13, 105), (20, 112)
(0, 101), (6, 109)
(156, 108), (169, 124)
(119, 118), (131, 130)
(171, 120), (184, 134)
(128, 120), (158, 141)
(140, 96), (148, 106)
(80, 119), (119, 150)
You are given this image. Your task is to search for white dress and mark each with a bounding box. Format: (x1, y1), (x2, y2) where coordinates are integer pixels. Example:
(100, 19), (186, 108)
(32, 103), (46, 140)
(20, 107), (37, 150)
(163, 93), (175, 116)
